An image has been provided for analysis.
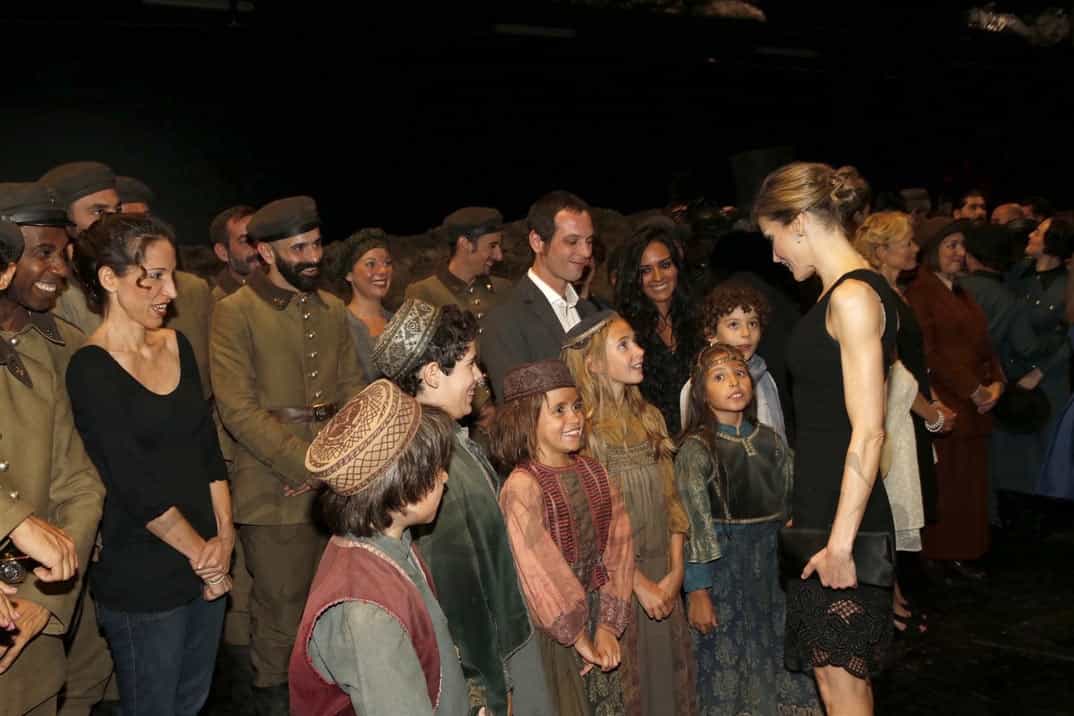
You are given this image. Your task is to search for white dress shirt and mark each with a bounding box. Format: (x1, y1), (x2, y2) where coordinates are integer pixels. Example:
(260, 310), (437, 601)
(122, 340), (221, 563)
(527, 268), (581, 332)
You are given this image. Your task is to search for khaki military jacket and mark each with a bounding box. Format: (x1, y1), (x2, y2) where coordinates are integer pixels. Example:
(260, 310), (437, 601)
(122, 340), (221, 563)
(0, 343), (105, 716)
(211, 270), (364, 525)
(2, 311), (84, 378)
(211, 267), (251, 303)
(51, 279), (100, 337)
(405, 267), (512, 327)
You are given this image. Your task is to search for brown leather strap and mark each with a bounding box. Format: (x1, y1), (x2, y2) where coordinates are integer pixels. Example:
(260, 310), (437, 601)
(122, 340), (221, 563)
(269, 403), (339, 424)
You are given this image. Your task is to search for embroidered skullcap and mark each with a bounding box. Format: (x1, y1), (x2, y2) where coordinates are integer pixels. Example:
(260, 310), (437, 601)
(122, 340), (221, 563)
(502, 359), (575, 403)
(372, 298), (443, 380)
(39, 161), (116, 207)
(306, 379), (422, 496)
(562, 309), (617, 350)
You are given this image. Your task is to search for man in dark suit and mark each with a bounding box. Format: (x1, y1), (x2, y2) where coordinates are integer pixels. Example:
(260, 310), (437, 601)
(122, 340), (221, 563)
(481, 190), (597, 401)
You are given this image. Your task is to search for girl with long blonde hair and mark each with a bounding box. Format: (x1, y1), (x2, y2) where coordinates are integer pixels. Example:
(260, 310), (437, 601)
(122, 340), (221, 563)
(561, 310), (696, 716)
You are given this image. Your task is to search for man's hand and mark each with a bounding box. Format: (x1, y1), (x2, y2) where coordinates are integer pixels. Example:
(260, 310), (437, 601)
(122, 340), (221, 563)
(1017, 368), (1044, 391)
(0, 585), (18, 630)
(9, 516), (77, 582)
(0, 599), (49, 673)
(202, 575), (233, 602)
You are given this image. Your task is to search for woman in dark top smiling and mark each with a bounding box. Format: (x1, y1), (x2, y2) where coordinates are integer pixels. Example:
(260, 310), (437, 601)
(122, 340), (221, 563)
(614, 219), (702, 430)
(66, 213), (233, 716)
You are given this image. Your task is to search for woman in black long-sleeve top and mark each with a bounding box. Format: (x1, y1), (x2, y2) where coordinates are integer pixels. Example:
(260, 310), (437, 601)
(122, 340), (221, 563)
(66, 213), (233, 716)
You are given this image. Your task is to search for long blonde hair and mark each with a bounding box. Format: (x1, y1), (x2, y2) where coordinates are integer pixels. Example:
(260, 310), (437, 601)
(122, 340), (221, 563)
(561, 315), (675, 464)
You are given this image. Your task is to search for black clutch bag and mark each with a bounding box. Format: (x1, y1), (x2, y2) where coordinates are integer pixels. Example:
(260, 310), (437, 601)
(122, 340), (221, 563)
(778, 527), (896, 588)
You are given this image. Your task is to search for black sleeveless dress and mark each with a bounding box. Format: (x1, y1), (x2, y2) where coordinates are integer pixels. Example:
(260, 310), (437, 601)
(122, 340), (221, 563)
(784, 269), (896, 679)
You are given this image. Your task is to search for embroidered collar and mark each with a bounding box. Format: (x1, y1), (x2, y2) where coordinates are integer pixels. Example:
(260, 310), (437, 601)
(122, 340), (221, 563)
(248, 268), (324, 311)
(716, 418), (755, 438)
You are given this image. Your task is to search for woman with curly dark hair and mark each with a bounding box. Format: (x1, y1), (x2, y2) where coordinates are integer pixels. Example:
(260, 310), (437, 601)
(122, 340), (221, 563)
(613, 219), (703, 429)
(322, 228), (393, 383)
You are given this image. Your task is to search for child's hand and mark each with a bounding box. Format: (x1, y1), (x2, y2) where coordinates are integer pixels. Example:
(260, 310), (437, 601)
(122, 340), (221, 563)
(593, 625), (621, 671)
(657, 570), (684, 613)
(634, 573), (672, 621)
(687, 589), (718, 634)
(574, 633), (601, 676)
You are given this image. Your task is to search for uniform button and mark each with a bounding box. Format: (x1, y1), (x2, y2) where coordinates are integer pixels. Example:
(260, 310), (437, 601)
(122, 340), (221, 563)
(308, 351), (318, 359)
(8, 337), (17, 346)
(0, 461), (8, 472)
(473, 298), (481, 306)
(1048, 305), (1055, 311)
(309, 370), (319, 379)
(7, 490), (16, 501)
(313, 390), (323, 399)
(299, 295), (308, 304)
(303, 312), (311, 320)
(478, 326), (484, 335)
(1036, 299), (1041, 305)
(306, 331), (316, 340)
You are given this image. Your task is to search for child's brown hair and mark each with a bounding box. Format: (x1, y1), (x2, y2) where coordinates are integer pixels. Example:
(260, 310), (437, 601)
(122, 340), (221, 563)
(700, 281), (772, 341)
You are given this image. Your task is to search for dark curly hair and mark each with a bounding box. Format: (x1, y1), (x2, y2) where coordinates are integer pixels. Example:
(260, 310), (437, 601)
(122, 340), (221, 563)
(321, 227), (391, 300)
(72, 213), (177, 315)
(396, 304), (479, 397)
(701, 280), (772, 340)
(317, 406), (454, 538)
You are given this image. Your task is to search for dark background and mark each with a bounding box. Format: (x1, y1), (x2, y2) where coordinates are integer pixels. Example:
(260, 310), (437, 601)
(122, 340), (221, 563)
(1, 1), (1072, 243)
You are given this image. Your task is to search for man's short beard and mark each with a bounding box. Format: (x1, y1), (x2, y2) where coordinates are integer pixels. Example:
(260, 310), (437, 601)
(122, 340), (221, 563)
(229, 253), (258, 277)
(276, 256), (320, 293)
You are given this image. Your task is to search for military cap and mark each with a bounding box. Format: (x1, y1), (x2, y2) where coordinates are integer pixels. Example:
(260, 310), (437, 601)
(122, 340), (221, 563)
(247, 196), (320, 243)
(0, 182), (69, 227)
(442, 207), (503, 241)
(116, 176), (155, 206)
(39, 161), (116, 206)
(0, 219), (25, 266)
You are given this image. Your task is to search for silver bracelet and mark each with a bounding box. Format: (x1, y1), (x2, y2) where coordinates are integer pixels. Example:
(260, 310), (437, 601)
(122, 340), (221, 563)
(206, 574), (226, 586)
(924, 410), (945, 433)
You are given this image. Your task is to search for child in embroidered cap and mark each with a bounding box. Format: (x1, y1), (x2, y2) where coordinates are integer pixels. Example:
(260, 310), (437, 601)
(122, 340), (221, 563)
(288, 379), (471, 716)
(490, 359), (634, 716)
(678, 280), (786, 440)
(561, 310), (696, 716)
(675, 344), (822, 716)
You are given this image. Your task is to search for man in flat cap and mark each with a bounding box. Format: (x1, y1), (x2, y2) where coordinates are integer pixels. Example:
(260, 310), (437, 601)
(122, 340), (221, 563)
(211, 195), (364, 709)
(115, 176), (154, 215)
(39, 162), (120, 338)
(405, 206), (511, 326)
(0, 183), (115, 716)
(209, 205), (260, 302)
(0, 217), (105, 716)
(481, 190), (597, 401)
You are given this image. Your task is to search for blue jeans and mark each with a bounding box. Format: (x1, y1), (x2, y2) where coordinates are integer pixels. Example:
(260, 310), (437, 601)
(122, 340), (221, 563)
(97, 596), (225, 716)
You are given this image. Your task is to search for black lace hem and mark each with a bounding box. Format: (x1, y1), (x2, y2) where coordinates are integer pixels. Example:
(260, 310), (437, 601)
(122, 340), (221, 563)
(783, 578), (893, 680)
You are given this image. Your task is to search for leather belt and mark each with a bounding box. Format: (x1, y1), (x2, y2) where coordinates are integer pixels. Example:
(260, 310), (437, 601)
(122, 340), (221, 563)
(269, 402), (338, 424)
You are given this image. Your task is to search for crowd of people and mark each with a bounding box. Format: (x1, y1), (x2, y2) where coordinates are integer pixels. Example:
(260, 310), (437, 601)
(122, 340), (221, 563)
(0, 158), (1069, 716)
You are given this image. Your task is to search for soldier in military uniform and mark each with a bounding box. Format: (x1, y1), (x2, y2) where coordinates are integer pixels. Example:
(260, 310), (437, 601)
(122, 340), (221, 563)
(207, 205), (259, 648)
(0, 218), (105, 716)
(405, 206), (512, 326)
(0, 182), (114, 716)
(211, 196), (364, 709)
(209, 204), (259, 302)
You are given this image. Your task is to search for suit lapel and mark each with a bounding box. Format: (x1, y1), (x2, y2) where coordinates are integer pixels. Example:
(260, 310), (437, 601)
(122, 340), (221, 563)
(518, 276), (568, 346)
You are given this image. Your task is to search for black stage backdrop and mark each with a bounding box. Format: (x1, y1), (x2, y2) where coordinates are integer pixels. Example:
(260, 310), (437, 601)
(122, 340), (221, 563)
(1, 2), (1071, 244)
